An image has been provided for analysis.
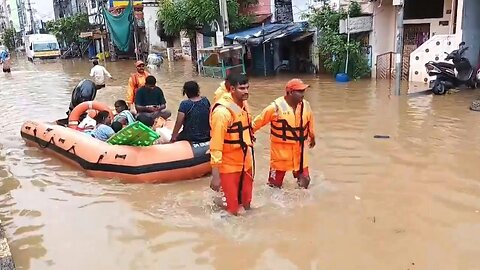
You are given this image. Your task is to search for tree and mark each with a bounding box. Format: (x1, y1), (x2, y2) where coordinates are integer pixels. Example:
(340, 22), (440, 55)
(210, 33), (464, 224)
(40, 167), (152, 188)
(1, 28), (16, 50)
(45, 13), (91, 46)
(158, 0), (251, 67)
(305, 2), (370, 79)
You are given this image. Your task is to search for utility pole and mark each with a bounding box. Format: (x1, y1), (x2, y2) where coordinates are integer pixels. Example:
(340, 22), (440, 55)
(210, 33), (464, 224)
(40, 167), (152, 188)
(345, 0), (351, 75)
(17, 0), (25, 35)
(218, 0), (229, 35)
(26, 0), (35, 34)
(394, 0), (404, 96)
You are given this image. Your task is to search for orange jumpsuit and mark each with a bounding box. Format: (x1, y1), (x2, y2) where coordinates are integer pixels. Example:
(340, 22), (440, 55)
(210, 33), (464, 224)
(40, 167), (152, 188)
(126, 71), (150, 105)
(210, 95), (254, 214)
(252, 96), (315, 187)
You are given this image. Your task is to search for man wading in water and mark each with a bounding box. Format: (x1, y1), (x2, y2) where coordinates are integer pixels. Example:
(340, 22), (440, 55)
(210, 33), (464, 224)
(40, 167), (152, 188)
(209, 74), (255, 216)
(252, 79), (316, 189)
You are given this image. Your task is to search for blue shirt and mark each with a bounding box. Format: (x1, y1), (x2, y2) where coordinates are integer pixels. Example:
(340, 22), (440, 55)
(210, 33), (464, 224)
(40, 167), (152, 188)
(92, 124), (115, 141)
(0, 50), (9, 63)
(177, 96), (211, 142)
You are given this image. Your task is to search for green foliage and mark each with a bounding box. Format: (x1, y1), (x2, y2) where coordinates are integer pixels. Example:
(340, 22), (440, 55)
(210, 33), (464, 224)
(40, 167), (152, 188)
(46, 13), (91, 45)
(158, 0), (251, 38)
(1, 28), (16, 50)
(306, 2), (370, 79)
(348, 1), (362, 17)
(158, 0), (251, 64)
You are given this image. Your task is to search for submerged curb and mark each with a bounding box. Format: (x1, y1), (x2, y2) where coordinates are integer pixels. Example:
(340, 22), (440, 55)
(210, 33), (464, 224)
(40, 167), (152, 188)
(0, 220), (15, 270)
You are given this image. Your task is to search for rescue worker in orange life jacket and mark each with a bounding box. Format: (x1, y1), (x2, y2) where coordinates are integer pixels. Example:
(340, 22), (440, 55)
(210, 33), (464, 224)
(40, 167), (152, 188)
(252, 79), (316, 189)
(210, 74), (254, 215)
(212, 73), (250, 112)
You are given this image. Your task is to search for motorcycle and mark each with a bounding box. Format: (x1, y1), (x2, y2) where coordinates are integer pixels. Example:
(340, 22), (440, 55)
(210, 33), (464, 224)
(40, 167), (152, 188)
(425, 42), (477, 95)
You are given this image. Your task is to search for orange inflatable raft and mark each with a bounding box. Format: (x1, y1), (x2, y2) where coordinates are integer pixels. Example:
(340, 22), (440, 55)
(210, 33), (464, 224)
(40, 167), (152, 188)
(20, 105), (211, 183)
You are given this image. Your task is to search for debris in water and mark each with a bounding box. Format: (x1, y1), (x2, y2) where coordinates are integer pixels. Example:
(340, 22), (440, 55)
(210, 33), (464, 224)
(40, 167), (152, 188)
(374, 135), (390, 139)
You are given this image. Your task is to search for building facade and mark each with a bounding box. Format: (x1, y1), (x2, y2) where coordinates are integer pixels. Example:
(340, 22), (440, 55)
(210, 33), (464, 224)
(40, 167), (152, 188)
(0, 0), (9, 32)
(338, 0), (465, 83)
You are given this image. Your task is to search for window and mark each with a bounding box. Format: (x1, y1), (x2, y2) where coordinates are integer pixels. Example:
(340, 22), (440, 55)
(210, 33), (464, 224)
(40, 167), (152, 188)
(33, 43), (59, 52)
(404, 0), (444, 20)
(91, 0), (96, 9)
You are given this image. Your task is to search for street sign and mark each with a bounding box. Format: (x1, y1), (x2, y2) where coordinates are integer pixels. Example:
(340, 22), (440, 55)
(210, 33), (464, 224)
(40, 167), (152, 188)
(339, 16), (373, 34)
(393, 0), (404, 6)
(216, 31), (224, 47)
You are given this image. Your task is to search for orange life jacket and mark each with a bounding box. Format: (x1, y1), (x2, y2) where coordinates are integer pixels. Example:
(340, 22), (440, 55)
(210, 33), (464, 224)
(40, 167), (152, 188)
(270, 97), (311, 172)
(212, 98), (254, 202)
(212, 98), (253, 155)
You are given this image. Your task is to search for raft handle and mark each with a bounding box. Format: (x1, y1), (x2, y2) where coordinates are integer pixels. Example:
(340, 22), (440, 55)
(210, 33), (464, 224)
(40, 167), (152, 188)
(25, 126), (31, 130)
(96, 154), (105, 164)
(45, 128), (53, 133)
(33, 128), (55, 149)
(115, 154), (127, 160)
(67, 145), (76, 155)
(58, 138), (66, 143)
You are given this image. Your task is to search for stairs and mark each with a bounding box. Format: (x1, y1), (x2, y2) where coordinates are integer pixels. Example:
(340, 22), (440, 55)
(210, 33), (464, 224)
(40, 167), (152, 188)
(408, 34), (458, 83)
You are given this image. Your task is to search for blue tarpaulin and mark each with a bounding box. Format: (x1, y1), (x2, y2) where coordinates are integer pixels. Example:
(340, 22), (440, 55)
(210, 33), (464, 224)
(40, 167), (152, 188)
(225, 22), (310, 46)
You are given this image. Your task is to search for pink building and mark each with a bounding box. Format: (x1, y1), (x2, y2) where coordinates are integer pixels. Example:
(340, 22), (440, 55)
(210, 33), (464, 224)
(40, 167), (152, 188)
(241, 0), (272, 25)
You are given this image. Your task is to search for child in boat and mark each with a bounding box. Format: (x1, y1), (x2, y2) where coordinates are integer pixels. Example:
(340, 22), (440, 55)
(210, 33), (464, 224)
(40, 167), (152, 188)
(91, 111), (115, 141)
(113, 100), (136, 126)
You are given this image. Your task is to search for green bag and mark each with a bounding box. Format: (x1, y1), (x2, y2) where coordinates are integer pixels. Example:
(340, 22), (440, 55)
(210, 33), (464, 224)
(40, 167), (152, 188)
(107, 121), (159, 146)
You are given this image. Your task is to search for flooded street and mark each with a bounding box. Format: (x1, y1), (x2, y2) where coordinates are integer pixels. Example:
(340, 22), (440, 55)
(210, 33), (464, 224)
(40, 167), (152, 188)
(1, 56), (480, 270)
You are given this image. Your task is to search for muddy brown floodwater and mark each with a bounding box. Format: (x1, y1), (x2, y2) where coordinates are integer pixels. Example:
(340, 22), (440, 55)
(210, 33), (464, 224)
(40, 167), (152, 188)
(1, 56), (480, 270)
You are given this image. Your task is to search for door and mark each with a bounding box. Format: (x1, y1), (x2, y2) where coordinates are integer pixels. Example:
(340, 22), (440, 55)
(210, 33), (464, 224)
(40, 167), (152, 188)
(402, 23), (430, 80)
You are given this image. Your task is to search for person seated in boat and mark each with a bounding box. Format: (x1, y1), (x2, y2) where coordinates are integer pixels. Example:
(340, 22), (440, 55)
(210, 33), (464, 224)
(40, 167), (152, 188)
(111, 121), (123, 133)
(91, 110), (115, 142)
(170, 81), (211, 143)
(136, 114), (172, 144)
(113, 100), (136, 126)
(136, 113), (155, 128)
(135, 75), (172, 121)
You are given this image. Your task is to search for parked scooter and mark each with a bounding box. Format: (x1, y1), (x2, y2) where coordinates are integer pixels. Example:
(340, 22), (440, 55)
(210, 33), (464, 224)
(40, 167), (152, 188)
(425, 42), (477, 95)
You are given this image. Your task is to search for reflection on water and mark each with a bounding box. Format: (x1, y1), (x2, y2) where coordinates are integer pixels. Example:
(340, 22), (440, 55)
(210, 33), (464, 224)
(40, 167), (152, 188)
(1, 56), (480, 269)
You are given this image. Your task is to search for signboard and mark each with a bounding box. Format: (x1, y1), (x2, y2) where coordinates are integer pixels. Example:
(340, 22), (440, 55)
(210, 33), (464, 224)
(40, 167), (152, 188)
(339, 16), (373, 34)
(216, 31), (224, 47)
(392, 0), (404, 6)
(275, 0), (293, 23)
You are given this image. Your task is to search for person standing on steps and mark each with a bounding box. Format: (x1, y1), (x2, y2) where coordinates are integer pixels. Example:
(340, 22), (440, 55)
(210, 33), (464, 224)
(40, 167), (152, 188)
(209, 74), (255, 216)
(252, 78), (316, 189)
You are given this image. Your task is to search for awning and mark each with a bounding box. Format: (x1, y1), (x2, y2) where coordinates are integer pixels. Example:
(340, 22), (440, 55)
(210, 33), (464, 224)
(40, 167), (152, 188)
(225, 22), (310, 46)
(291, 32), (314, 42)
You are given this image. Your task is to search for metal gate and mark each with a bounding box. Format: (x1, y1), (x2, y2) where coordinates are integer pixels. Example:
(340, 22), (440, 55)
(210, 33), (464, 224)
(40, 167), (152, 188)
(376, 52), (394, 80)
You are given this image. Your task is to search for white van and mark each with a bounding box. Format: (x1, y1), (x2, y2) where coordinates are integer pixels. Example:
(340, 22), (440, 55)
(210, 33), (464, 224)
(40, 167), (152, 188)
(25, 34), (61, 61)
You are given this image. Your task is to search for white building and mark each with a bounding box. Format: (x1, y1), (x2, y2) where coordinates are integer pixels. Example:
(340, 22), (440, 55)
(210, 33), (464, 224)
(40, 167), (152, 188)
(338, 0), (480, 86)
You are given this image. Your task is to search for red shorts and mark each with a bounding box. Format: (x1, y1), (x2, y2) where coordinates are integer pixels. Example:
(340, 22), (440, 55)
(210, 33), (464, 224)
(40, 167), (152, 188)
(220, 169), (253, 215)
(268, 167), (310, 188)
